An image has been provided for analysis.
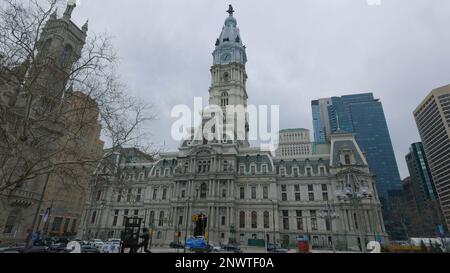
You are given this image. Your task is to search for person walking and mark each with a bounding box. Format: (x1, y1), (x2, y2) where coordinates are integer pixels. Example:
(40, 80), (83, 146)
(137, 228), (151, 253)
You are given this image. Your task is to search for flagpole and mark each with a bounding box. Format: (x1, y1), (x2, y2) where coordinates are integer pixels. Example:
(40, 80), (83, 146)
(25, 172), (51, 249)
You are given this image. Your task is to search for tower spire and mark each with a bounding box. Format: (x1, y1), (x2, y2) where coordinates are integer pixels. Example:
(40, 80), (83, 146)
(82, 20), (89, 33)
(63, 0), (77, 19)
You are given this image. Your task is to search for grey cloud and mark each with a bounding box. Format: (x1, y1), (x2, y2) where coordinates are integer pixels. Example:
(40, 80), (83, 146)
(72, 0), (450, 179)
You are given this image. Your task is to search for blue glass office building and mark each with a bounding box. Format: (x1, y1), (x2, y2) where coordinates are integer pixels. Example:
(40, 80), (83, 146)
(313, 93), (402, 200)
(312, 100), (326, 143)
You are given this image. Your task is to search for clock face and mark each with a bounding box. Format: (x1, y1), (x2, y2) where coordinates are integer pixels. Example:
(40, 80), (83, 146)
(221, 53), (231, 62)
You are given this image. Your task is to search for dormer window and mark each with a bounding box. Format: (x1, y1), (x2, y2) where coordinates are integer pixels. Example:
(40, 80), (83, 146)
(239, 165), (245, 175)
(345, 154), (351, 165)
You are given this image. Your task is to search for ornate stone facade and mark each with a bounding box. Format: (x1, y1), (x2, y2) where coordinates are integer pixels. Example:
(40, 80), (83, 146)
(79, 6), (387, 251)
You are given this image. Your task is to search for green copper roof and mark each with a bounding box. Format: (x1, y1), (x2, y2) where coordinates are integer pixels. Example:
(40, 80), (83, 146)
(279, 128), (310, 132)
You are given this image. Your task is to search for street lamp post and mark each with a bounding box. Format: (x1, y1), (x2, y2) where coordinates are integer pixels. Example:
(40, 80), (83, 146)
(269, 199), (276, 245)
(183, 196), (191, 254)
(318, 203), (339, 253)
(335, 173), (372, 253)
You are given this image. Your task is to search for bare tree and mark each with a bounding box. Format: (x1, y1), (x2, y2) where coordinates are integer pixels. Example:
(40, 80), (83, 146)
(0, 0), (157, 195)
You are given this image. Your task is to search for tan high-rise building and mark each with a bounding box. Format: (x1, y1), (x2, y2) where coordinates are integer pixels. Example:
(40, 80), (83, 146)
(414, 84), (450, 231)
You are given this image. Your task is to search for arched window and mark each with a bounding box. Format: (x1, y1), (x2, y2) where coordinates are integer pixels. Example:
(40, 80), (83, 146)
(220, 91), (229, 107)
(263, 211), (270, 228)
(3, 210), (19, 234)
(251, 211), (257, 229)
(200, 183), (207, 199)
(59, 44), (73, 67)
(239, 211), (245, 228)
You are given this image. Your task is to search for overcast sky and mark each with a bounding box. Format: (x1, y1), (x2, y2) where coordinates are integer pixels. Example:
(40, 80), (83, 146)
(71, 0), (450, 179)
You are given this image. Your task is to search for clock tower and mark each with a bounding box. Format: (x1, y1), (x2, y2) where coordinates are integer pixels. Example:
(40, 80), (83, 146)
(209, 5), (249, 146)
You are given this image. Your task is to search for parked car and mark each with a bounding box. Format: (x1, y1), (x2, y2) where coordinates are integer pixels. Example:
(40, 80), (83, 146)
(170, 242), (184, 249)
(208, 243), (221, 252)
(101, 239), (121, 253)
(49, 242), (67, 253)
(223, 244), (241, 252)
(0, 243), (26, 253)
(266, 243), (280, 252)
(89, 239), (104, 250)
(269, 248), (289, 253)
(81, 245), (100, 253)
(24, 246), (51, 253)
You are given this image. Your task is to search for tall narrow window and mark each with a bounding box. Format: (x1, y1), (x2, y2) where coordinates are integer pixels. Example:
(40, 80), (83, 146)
(263, 211), (270, 228)
(282, 210), (289, 230)
(251, 186), (256, 199)
(149, 211), (155, 224)
(136, 188), (142, 202)
(127, 189), (132, 202)
(200, 183), (207, 199)
(41, 39), (52, 58)
(123, 210), (129, 226)
(159, 211), (164, 226)
(263, 186), (268, 199)
(295, 185), (301, 201)
(90, 211), (97, 224)
(296, 210), (303, 230)
(240, 187), (245, 199)
(96, 190), (102, 201)
(354, 213), (359, 230)
(311, 210), (318, 231)
(251, 211), (257, 229)
(59, 44), (73, 67)
(239, 211), (245, 228)
(162, 188), (167, 200)
(3, 210), (18, 234)
(112, 210), (119, 226)
(153, 189), (158, 200)
(281, 185), (287, 201)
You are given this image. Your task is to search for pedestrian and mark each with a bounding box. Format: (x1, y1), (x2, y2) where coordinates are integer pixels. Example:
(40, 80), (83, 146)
(137, 228), (151, 253)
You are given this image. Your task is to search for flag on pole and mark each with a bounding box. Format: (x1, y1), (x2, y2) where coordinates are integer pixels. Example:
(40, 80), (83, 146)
(43, 208), (51, 223)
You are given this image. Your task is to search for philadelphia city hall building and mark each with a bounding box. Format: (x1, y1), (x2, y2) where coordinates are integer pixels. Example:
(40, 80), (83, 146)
(79, 6), (388, 251)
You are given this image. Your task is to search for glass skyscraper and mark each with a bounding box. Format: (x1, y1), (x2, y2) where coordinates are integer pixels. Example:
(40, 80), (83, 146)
(312, 93), (402, 200)
(311, 98), (332, 143)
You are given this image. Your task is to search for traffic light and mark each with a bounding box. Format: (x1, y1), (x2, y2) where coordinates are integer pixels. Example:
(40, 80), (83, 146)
(192, 215), (198, 222)
(205, 231), (208, 240)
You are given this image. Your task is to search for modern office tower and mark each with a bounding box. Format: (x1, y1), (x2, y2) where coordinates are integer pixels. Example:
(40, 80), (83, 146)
(414, 84), (450, 231)
(311, 93), (402, 201)
(405, 142), (446, 236)
(312, 98), (332, 143)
